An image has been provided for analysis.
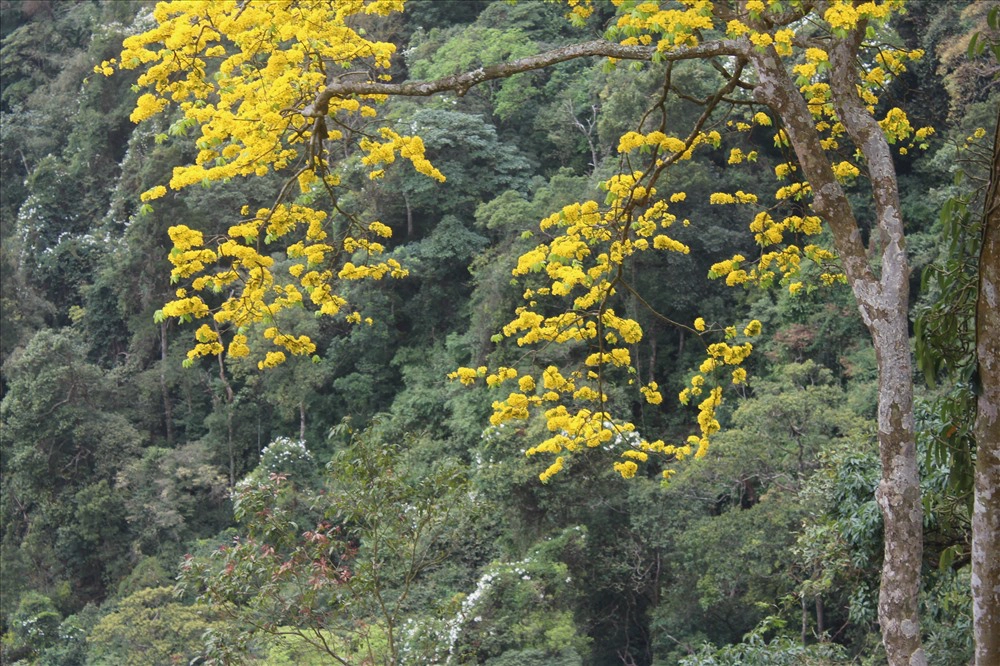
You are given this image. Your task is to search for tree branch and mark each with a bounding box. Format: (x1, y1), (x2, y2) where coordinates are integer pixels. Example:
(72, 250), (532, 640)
(302, 39), (744, 117)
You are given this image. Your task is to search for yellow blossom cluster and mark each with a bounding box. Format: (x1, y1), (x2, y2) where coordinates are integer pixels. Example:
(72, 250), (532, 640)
(452, 96), (743, 481)
(670, 319), (762, 457)
(609, 0), (716, 50)
(617, 128), (721, 159)
(361, 128), (445, 182)
(106, 0), (450, 366)
(709, 191), (758, 205)
(452, 172), (703, 479)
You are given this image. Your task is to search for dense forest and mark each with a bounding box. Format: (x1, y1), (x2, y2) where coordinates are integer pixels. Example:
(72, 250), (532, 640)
(0, 0), (997, 664)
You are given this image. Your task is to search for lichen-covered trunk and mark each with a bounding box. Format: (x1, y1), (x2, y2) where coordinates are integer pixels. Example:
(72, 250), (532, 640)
(870, 309), (925, 666)
(973, 113), (1000, 666)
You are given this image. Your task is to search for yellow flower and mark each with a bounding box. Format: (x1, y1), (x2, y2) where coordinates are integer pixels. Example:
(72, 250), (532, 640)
(539, 457), (565, 483)
(140, 185), (168, 202)
(613, 460), (638, 479)
(258, 351), (286, 369)
(640, 383), (663, 405)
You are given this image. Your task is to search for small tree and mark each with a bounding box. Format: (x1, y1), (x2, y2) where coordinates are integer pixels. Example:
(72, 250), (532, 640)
(178, 425), (467, 664)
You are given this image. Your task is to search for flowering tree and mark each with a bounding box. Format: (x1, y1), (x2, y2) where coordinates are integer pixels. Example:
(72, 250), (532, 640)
(102, 1), (992, 663)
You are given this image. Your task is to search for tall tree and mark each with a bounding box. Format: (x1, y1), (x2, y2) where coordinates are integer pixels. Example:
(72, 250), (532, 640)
(913, 9), (998, 662)
(973, 102), (999, 666)
(102, 2), (989, 662)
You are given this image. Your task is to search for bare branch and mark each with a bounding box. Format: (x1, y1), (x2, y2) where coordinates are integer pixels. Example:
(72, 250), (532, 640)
(302, 39), (745, 117)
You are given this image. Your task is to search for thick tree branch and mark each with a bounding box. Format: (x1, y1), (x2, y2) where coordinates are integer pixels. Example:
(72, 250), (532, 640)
(748, 42), (876, 316)
(827, 30), (906, 297)
(302, 39), (744, 117)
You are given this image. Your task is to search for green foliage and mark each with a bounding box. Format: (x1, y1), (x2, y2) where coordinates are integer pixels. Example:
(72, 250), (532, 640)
(912, 142), (995, 502)
(372, 109), (532, 236)
(115, 557), (173, 599)
(255, 629), (351, 665)
(678, 617), (848, 666)
(178, 423), (469, 664)
(412, 526), (590, 665)
(86, 587), (217, 665)
(1, 592), (62, 663)
(1, 329), (142, 610)
(115, 442), (229, 559)
(920, 567), (973, 665)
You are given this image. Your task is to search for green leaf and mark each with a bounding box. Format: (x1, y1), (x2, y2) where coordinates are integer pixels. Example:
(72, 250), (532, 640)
(968, 33), (980, 59)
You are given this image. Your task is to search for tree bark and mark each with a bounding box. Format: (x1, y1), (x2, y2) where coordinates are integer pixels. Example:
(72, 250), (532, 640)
(302, 39), (737, 117)
(973, 109), (1000, 666)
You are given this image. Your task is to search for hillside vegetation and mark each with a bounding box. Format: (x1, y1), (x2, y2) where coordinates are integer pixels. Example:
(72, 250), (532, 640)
(1, 1), (997, 664)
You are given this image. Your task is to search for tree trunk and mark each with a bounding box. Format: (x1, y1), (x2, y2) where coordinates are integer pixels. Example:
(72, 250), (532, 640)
(801, 594), (809, 646)
(869, 318), (924, 666)
(160, 320), (174, 447)
(973, 110), (1000, 666)
(751, 30), (926, 665)
(299, 400), (306, 442)
(404, 193), (414, 238)
(816, 595), (825, 637)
